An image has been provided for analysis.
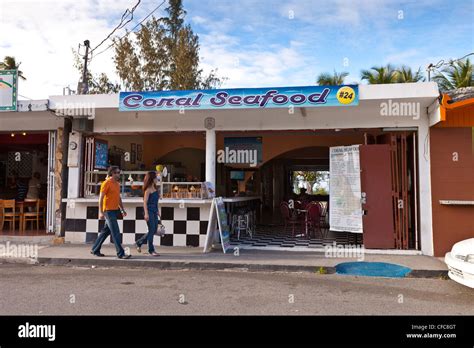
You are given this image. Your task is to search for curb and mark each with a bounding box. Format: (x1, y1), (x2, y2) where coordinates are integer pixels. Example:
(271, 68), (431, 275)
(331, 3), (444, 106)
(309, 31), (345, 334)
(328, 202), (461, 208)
(35, 257), (448, 279)
(37, 257), (337, 274)
(407, 269), (449, 279)
(0, 257), (39, 265)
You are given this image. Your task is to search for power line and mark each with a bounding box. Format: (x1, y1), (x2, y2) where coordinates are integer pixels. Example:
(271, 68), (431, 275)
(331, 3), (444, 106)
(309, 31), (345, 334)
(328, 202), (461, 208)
(89, 0), (142, 55)
(427, 52), (474, 81)
(90, 0), (166, 61)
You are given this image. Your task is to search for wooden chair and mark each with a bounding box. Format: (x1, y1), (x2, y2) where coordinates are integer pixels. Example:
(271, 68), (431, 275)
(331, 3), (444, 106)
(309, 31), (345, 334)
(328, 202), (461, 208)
(22, 199), (40, 231)
(280, 202), (304, 237)
(319, 201), (329, 229)
(306, 202), (322, 238)
(2, 199), (21, 232)
(38, 199), (47, 229)
(0, 200), (4, 231)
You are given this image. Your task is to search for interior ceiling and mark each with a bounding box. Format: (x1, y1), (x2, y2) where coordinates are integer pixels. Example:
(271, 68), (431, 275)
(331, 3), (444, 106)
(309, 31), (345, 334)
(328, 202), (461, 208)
(276, 147), (329, 159)
(0, 132), (48, 145)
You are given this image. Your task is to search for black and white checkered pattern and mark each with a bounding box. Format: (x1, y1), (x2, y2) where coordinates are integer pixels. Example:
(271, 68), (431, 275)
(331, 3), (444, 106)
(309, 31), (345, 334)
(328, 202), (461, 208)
(64, 202), (210, 247)
(64, 202), (362, 250)
(229, 225), (363, 249)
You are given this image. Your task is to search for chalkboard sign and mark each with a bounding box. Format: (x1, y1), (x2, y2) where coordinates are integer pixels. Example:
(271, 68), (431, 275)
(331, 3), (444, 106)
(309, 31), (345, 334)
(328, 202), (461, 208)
(215, 197), (231, 252)
(94, 139), (108, 170)
(203, 197), (232, 253)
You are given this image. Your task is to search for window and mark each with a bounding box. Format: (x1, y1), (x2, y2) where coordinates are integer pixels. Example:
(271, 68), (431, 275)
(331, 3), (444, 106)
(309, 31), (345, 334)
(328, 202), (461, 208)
(291, 170), (329, 195)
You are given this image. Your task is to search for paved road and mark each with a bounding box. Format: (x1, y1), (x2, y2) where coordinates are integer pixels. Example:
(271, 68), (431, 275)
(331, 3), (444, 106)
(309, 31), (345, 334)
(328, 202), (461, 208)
(0, 264), (472, 315)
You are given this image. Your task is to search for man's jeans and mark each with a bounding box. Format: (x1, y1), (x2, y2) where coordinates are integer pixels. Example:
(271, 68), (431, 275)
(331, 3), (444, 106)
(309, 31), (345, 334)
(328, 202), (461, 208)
(136, 211), (158, 253)
(91, 210), (125, 257)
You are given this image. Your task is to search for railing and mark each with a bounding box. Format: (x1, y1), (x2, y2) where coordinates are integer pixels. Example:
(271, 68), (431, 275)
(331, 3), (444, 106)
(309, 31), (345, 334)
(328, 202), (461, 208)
(84, 171), (209, 199)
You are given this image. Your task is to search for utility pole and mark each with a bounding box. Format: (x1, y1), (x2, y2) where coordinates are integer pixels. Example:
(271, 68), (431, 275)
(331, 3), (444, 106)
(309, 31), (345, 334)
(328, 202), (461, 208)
(427, 63), (433, 82)
(79, 40), (90, 94)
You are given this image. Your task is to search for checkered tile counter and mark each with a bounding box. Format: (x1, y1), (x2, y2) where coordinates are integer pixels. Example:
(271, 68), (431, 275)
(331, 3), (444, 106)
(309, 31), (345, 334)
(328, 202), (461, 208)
(63, 199), (212, 247)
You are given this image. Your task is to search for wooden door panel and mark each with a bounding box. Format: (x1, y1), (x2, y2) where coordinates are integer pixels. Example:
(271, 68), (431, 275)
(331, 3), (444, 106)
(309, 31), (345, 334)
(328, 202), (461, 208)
(360, 145), (395, 249)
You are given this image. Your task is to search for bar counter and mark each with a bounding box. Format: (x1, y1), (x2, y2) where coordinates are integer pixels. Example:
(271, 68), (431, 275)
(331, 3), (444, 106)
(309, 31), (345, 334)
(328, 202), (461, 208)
(62, 196), (260, 247)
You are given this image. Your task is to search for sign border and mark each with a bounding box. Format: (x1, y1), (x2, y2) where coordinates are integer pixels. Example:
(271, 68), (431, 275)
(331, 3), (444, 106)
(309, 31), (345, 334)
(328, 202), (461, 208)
(0, 69), (18, 112)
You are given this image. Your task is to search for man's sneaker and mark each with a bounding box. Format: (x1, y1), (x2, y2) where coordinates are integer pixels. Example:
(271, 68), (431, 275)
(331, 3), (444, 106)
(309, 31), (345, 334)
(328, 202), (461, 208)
(90, 251), (105, 257)
(118, 254), (131, 259)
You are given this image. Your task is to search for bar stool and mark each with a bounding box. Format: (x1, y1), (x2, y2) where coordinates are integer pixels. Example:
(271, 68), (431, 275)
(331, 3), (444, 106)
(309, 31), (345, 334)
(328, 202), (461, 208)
(232, 208), (253, 240)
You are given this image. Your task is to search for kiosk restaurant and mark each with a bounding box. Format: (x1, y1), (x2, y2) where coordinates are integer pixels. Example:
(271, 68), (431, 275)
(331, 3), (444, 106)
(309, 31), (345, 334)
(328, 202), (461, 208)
(53, 83), (440, 256)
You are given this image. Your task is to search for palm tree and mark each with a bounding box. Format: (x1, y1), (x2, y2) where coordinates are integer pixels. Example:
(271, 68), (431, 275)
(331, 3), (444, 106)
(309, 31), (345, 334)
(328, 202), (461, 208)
(360, 64), (398, 84)
(433, 58), (474, 91)
(316, 70), (349, 85)
(396, 66), (425, 83)
(0, 56), (26, 80)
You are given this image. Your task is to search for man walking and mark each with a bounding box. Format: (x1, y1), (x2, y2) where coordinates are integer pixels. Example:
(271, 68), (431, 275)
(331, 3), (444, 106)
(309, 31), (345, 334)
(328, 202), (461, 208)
(91, 166), (131, 259)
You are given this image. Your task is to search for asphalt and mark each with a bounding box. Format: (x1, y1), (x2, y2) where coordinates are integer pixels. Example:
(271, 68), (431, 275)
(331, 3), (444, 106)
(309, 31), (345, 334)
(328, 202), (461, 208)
(0, 243), (449, 279)
(0, 263), (472, 315)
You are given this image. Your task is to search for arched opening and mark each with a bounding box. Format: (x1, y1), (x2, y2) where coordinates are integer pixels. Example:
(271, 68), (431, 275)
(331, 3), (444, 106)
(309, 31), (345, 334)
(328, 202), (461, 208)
(259, 146), (331, 224)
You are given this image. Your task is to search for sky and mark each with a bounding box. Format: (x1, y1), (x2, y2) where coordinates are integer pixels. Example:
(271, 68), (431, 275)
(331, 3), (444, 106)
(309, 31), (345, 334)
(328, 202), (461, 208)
(0, 0), (473, 100)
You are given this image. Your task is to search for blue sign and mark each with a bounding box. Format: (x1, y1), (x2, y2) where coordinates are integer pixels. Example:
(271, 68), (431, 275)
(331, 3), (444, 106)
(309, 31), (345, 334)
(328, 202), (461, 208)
(119, 85), (358, 111)
(224, 137), (263, 164)
(94, 140), (108, 170)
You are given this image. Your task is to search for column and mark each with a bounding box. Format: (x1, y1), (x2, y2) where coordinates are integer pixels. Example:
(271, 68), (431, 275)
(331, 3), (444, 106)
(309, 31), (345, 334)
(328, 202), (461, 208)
(418, 113), (434, 256)
(205, 129), (216, 188)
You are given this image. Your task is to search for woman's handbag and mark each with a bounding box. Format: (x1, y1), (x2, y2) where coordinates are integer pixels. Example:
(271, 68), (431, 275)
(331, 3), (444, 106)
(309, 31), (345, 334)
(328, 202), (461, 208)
(155, 223), (166, 237)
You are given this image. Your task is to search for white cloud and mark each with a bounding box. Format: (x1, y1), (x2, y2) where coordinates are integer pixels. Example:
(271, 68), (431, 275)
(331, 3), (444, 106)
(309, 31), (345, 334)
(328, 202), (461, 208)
(191, 15), (207, 25)
(0, 0), (166, 99)
(199, 36), (317, 88)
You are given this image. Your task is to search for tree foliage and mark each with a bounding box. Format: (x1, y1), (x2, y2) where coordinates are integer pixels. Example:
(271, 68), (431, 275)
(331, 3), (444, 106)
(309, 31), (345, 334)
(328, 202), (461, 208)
(0, 56), (26, 80)
(73, 50), (120, 94)
(433, 58), (474, 91)
(316, 70), (349, 85)
(361, 64), (425, 84)
(361, 64), (399, 84)
(113, 0), (224, 91)
(396, 66), (424, 83)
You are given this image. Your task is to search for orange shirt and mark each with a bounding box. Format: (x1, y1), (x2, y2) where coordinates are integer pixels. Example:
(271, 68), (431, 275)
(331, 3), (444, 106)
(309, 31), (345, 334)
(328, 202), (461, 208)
(100, 178), (121, 212)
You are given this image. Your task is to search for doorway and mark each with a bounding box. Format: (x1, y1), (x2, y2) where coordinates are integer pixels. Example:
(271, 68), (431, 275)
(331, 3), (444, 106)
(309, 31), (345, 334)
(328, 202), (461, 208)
(220, 129), (420, 251)
(0, 132), (54, 236)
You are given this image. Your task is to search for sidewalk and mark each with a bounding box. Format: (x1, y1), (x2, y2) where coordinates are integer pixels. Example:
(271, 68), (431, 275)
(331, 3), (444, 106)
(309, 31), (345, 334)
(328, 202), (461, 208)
(26, 244), (449, 279)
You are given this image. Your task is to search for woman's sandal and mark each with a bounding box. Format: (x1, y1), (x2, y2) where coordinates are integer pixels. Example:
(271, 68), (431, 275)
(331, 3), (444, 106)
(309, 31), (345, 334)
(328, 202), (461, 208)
(150, 252), (160, 257)
(135, 243), (141, 253)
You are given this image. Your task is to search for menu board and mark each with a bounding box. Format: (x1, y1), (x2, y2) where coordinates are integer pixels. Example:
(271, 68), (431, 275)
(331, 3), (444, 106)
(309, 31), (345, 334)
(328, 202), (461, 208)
(329, 145), (363, 233)
(203, 197), (232, 253)
(94, 140), (108, 170)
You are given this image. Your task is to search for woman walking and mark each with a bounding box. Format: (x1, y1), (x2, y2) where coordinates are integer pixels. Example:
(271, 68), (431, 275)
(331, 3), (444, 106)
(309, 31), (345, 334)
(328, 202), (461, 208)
(135, 171), (160, 256)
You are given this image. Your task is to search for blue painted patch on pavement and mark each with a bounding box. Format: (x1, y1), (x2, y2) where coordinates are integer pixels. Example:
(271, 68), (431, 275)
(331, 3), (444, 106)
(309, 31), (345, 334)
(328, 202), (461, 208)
(335, 262), (412, 278)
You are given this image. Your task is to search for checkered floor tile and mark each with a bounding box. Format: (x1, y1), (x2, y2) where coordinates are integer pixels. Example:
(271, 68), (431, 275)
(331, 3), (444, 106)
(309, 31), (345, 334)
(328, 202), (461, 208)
(229, 224), (363, 249)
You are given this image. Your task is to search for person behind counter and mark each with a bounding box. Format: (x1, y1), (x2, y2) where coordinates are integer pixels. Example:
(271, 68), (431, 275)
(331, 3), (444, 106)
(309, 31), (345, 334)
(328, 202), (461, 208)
(135, 171), (160, 257)
(26, 172), (41, 200)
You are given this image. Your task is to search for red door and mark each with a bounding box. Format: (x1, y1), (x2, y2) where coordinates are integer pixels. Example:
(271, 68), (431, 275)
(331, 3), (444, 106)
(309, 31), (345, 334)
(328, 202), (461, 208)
(359, 145), (395, 249)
